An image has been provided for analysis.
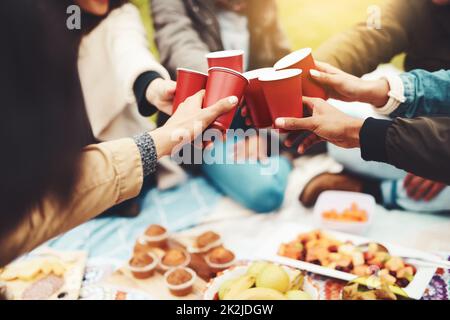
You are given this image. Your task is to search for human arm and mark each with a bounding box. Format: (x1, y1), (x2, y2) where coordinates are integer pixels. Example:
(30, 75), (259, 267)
(314, 0), (414, 76)
(0, 92), (238, 266)
(151, 0), (210, 75)
(104, 3), (175, 116)
(310, 63), (450, 118)
(275, 98), (450, 184)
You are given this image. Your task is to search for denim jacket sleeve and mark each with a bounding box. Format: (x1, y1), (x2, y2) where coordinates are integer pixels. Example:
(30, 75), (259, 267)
(390, 69), (450, 118)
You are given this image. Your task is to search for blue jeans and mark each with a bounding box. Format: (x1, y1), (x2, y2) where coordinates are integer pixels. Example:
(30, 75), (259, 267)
(328, 144), (450, 212)
(202, 140), (291, 213)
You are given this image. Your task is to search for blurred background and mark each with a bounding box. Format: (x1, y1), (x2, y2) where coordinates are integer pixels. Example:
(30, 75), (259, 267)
(277, 0), (404, 68)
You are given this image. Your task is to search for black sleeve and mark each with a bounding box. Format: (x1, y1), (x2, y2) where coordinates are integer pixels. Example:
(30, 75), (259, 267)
(360, 117), (392, 163)
(133, 71), (163, 117)
(360, 117), (450, 184)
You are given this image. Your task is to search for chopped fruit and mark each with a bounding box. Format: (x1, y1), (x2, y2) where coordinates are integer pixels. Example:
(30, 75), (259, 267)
(385, 257), (405, 272)
(322, 203), (368, 223)
(368, 243), (379, 254)
(336, 256), (352, 268)
(397, 266), (414, 280)
(278, 243), (302, 260)
(351, 252), (365, 267)
(278, 230), (416, 288)
(353, 265), (371, 277)
(338, 244), (355, 255)
(380, 273), (397, 285)
(343, 280), (399, 300)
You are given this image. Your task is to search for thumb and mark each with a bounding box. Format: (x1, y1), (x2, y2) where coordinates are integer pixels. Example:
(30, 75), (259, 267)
(310, 69), (339, 87)
(163, 80), (177, 99)
(275, 117), (316, 132)
(202, 96), (239, 123)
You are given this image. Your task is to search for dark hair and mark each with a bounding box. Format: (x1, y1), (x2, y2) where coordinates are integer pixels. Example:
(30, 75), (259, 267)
(0, 0), (95, 236)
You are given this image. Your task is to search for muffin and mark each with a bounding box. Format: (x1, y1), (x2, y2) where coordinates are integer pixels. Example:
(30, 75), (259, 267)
(142, 224), (168, 248)
(160, 249), (191, 271)
(164, 267), (196, 297)
(133, 237), (153, 255)
(128, 252), (158, 279)
(196, 231), (221, 251)
(205, 247), (235, 273)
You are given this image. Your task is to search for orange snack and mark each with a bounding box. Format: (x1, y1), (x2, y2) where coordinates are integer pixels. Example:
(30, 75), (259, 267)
(322, 203), (368, 222)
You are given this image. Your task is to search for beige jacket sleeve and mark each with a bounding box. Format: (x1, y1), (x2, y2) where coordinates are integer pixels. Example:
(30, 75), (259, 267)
(0, 138), (143, 267)
(314, 0), (414, 77)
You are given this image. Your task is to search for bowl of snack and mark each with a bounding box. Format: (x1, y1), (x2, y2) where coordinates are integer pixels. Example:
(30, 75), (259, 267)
(342, 275), (409, 300)
(160, 249), (191, 271)
(203, 261), (318, 300)
(141, 224), (169, 248)
(313, 191), (375, 235)
(278, 230), (417, 288)
(128, 252), (159, 279)
(205, 247), (236, 273)
(164, 267), (197, 297)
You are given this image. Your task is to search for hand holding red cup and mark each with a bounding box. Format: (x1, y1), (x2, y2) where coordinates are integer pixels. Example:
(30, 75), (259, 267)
(274, 48), (328, 100)
(242, 68), (275, 129)
(173, 68), (208, 113)
(203, 67), (249, 133)
(259, 69), (303, 133)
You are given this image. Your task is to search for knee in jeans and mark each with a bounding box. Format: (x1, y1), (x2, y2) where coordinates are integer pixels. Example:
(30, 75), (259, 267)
(242, 183), (285, 213)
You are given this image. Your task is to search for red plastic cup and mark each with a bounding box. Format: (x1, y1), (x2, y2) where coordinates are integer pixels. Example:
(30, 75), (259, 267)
(259, 69), (303, 133)
(243, 68), (275, 128)
(173, 68), (208, 113)
(203, 67), (249, 132)
(205, 50), (244, 73)
(274, 48), (327, 100)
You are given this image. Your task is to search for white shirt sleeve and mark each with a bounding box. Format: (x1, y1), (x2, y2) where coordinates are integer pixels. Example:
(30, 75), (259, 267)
(105, 4), (170, 104)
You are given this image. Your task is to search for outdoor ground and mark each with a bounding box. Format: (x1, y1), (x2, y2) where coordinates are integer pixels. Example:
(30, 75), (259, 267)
(277, 0), (404, 68)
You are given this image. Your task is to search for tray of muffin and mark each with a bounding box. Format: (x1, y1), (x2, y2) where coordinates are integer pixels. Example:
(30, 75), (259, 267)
(107, 225), (236, 299)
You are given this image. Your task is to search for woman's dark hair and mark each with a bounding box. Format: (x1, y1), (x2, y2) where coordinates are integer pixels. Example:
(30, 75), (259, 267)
(0, 0), (96, 236)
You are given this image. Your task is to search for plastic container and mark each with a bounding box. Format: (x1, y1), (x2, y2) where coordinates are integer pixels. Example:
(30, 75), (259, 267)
(164, 267), (197, 297)
(204, 254), (236, 274)
(159, 250), (191, 272)
(128, 252), (159, 279)
(313, 191), (375, 235)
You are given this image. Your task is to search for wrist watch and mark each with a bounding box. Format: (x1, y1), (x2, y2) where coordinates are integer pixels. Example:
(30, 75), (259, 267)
(374, 74), (406, 115)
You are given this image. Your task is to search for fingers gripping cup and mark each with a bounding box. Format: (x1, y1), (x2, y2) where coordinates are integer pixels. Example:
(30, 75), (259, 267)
(205, 50), (245, 73)
(259, 69), (303, 133)
(243, 68), (274, 128)
(274, 48), (327, 100)
(203, 67), (249, 132)
(173, 68), (208, 113)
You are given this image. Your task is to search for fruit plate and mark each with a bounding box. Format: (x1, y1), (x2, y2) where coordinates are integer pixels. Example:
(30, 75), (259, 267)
(255, 224), (437, 300)
(203, 261), (320, 300)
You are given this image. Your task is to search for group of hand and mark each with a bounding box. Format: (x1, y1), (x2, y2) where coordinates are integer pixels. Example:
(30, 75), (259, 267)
(146, 64), (445, 202)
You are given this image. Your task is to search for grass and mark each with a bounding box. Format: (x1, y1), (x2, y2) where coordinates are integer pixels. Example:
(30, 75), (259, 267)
(277, 0), (404, 69)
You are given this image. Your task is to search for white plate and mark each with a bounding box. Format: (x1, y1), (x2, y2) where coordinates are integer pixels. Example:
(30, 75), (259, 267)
(255, 224), (437, 300)
(203, 263), (319, 300)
